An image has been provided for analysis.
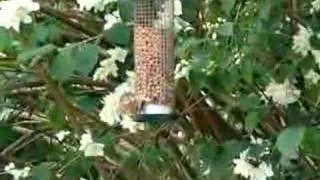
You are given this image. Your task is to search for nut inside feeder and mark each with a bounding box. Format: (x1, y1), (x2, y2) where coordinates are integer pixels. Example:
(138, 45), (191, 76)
(133, 0), (175, 120)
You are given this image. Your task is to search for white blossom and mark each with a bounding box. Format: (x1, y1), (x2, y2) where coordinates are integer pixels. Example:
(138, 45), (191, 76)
(233, 149), (252, 179)
(99, 89), (123, 125)
(120, 115), (144, 133)
(250, 162), (274, 180)
(211, 32), (217, 40)
(76, 0), (96, 11)
(174, 59), (191, 80)
(233, 149), (273, 180)
(99, 72), (144, 133)
(103, 11), (121, 30)
(0, 108), (15, 121)
(305, 69), (320, 84)
(174, 17), (193, 33)
(76, 0), (117, 12)
(79, 131), (105, 157)
(93, 47), (127, 81)
(250, 136), (263, 145)
(310, 0), (320, 14)
(55, 130), (70, 141)
(292, 25), (313, 57)
(93, 59), (119, 80)
(99, 71), (135, 125)
(106, 47), (128, 63)
(0, 52), (7, 58)
(4, 163), (31, 180)
(0, 0), (40, 32)
(174, 0), (183, 16)
(264, 79), (301, 106)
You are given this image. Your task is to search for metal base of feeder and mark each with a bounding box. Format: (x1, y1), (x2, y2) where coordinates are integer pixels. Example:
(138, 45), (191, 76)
(134, 113), (178, 123)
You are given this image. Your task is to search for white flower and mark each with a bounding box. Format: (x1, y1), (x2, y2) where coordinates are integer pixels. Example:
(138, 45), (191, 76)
(233, 149), (252, 178)
(264, 79), (301, 106)
(4, 163), (31, 180)
(174, 17), (193, 33)
(107, 47), (128, 63)
(0, 52), (7, 58)
(95, 0), (117, 12)
(250, 162), (274, 180)
(174, 0), (183, 16)
(93, 47), (127, 81)
(76, 0), (97, 11)
(99, 90), (123, 125)
(4, 162), (15, 172)
(99, 72), (136, 125)
(120, 115), (144, 133)
(233, 149), (273, 180)
(174, 59), (191, 80)
(76, 0), (117, 12)
(104, 11), (121, 30)
(211, 32), (217, 40)
(292, 25), (313, 57)
(0, 108), (15, 121)
(79, 131), (105, 157)
(310, 0), (320, 14)
(250, 136), (263, 145)
(55, 130), (70, 141)
(202, 167), (211, 176)
(0, 0), (39, 32)
(305, 69), (320, 84)
(93, 59), (119, 80)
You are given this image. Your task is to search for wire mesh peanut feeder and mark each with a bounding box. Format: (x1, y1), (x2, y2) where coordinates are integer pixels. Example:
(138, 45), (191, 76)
(133, 0), (175, 121)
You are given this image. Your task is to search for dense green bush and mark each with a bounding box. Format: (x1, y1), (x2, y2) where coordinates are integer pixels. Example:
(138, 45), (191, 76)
(0, 0), (319, 179)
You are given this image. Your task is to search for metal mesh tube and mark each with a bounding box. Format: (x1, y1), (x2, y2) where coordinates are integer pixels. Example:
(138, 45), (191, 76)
(134, 0), (175, 115)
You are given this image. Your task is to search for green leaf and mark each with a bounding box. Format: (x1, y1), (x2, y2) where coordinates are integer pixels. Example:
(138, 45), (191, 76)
(259, 0), (272, 20)
(189, 69), (206, 92)
(220, 68), (239, 92)
(32, 163), (52, 180)
(217, 22), (233, 36)
(30, 23), (61, 46)
(49, 43), (99, 80)
(181, 0), (198, 22)
(17, 44), (57, 64)
(73, 43), (99, 75)
(47, 103), (65, 129)
(193, 140), (247, 179)
(76, 96), (99, 112)
(49, 48), (74, 80)
(241, 58), (253, 84)
(310, 34), (320, 50)
(219, 0), (236, 15)
(63, 156), (91, 179)
(276, 127), (305, 155)
(104, 23), (131, 46)
(301, 128), (320, 158)
(245, 111), (260, 133)
(239, 96), (262, 111)
(119, 0), (134, 22)
(0, 124), (19, 149)
(0, 27), (12, 51)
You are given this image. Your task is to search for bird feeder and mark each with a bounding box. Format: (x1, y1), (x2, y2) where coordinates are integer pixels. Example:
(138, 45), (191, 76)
(133, 0), (175, 121)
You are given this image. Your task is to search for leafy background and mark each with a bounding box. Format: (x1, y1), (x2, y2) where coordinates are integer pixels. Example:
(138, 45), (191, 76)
(0, 0), (319, 180)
